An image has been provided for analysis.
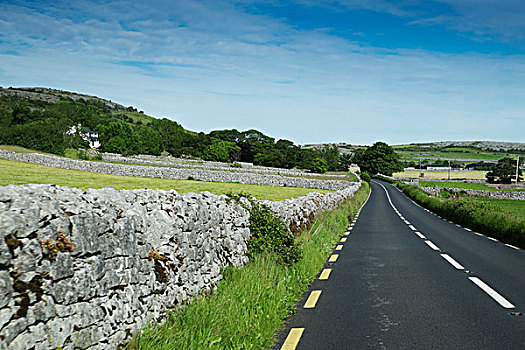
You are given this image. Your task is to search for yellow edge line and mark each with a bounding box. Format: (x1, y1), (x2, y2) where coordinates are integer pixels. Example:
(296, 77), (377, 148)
(488, 237), (499, 242)
(340, 237), (347, 243)
(328, 254), (339, 263)
(319, 268), (331, 280)
(474, 232), (484, 237)
(281, 328), (304, 350)
(304, 290), (322, 308)
(335, 245), (343, 251)
(464, 228), (472, 232)
(505, 244), (520, 250)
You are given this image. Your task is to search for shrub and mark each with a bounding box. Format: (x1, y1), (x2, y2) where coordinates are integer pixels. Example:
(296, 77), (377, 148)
(309, 158), (328, 174)
(360, 171), (371, 183)
(246, 201), (300, 265)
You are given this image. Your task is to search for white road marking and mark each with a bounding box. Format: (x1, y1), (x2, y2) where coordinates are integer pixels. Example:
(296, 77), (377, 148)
(415, 231), (426, 239)
(468, 277), (515, 309)
(408, 225), (417, 231)
(441, 254), (464, 269)
(425, 240), (440, 251)
(404, 220), (410, 225)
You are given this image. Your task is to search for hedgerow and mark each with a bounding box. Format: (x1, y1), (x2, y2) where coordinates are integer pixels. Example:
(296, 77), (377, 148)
(397, 183), (525, 249)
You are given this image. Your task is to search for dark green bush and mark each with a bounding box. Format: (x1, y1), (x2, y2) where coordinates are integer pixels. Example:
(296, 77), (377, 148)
(371, 174), (396, 184)
(246, 202), (300, 265)
(360, 172), (371, 183)
(397, 183), (525, 249)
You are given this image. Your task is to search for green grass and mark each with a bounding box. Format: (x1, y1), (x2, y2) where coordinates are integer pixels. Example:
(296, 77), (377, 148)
(0, 159), (330, 201)
(0, 144), (55, 155)
(394, 170), (488, 180)
(420, 181), (525, 192)
(470, 197), (525, 221)
(397, 183), (525, 248)
(127, 182), (370, 350)
(398, 150), (515, 161)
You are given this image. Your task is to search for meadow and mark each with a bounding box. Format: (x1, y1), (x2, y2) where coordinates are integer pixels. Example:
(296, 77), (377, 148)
(420, 180), (525, 192)
(393, 170), (488, 180)
(0, 159), (330, 201)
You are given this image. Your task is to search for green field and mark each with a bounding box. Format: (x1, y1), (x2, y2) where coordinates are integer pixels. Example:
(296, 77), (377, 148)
(420, 181), (525, 192)
(471, 197), (525, 221)
(397, 150), (509, 161)
(394, 170), (488, 180)
(0, 159), (330, 201)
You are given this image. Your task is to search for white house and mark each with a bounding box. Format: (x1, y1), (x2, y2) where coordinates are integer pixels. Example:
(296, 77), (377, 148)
(67, 124), (100, 149)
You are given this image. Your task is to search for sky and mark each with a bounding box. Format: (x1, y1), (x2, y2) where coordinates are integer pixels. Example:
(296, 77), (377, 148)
(1, 0), (524, 145)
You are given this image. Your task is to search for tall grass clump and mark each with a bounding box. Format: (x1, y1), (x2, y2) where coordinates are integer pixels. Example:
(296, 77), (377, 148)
(128, 182), (370, 350)
(397, 183), (525, 249)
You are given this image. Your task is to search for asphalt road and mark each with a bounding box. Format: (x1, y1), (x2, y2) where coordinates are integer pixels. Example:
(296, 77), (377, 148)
(275, 180), (525, 349)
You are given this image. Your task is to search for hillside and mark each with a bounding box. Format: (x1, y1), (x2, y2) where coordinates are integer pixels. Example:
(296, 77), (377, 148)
(391, 141), (524, 168)
(0, 86), (349, 172)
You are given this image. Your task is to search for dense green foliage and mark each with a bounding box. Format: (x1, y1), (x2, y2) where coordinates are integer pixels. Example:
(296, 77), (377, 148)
(486, 157), (522, 183)
(360, 171), (371, 183)
(128, 182), (370, 350)
(0, 88), (350, 172)
(397, 183), (525, 249)
(308, 157), (328, 174)
(245, 202), (300, 265)
(352, 141), (404, 176)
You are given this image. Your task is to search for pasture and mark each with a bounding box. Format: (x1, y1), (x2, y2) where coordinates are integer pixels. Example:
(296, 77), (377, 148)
(393, 170), (488, 180)
(0, 159), (330, 201)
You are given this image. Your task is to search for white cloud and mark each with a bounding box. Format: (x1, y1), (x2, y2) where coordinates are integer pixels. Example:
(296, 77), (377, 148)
(1, 0), (524, 144)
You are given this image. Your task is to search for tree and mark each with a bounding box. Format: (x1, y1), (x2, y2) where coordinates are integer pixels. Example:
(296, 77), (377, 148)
(486, 157), (522, 183)
(309, 158), (328, 174)
(316, 144), (340, 171)
(203, 140), (240, 163)
(352, 141), (404, 176)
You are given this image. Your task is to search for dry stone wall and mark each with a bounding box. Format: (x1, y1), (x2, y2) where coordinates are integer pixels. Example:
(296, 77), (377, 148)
(0, 150), (351, 191)
(420, 186), (525, 200)
(0, 180), (362, 349)
(102, 154), (347, 178)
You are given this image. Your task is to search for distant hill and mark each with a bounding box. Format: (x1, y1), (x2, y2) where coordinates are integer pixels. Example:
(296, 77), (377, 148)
(0, 86), (348, 172)
(394, 141), (525, 153)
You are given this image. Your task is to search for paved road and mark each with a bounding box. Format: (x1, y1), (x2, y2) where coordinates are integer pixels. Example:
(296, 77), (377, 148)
(275, 180), (525, 349)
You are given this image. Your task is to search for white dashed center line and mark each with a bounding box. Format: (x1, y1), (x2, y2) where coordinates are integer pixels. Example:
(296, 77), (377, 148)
(468, 277), (515, 309)
(425, 240), (440, 251)
(415, 231), (426, 239)
(440, 254), (464, 270)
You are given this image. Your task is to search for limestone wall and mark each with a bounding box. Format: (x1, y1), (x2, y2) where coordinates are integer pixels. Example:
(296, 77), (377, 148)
(420, 186), (525, 200)
(0, 181), (361, 349)
(0, 150), (352, 191)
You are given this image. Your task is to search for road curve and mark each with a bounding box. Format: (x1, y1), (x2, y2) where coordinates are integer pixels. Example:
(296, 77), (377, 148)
(275, 180), (525, 349)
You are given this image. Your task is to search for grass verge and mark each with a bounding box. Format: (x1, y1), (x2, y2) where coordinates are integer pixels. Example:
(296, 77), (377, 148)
(0, 159), (330, 201)
(397, 183), (525, 249)
(127, 182), (370, 350)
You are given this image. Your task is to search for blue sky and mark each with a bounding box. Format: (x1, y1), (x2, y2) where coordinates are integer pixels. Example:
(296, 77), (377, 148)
(1, 0), (524, 145)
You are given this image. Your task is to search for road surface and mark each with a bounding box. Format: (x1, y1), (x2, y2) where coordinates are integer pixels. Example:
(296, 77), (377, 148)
(275, 180), (525, 349)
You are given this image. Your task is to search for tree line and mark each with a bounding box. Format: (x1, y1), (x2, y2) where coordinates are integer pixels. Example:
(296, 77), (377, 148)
(0, 93), (355, 172)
